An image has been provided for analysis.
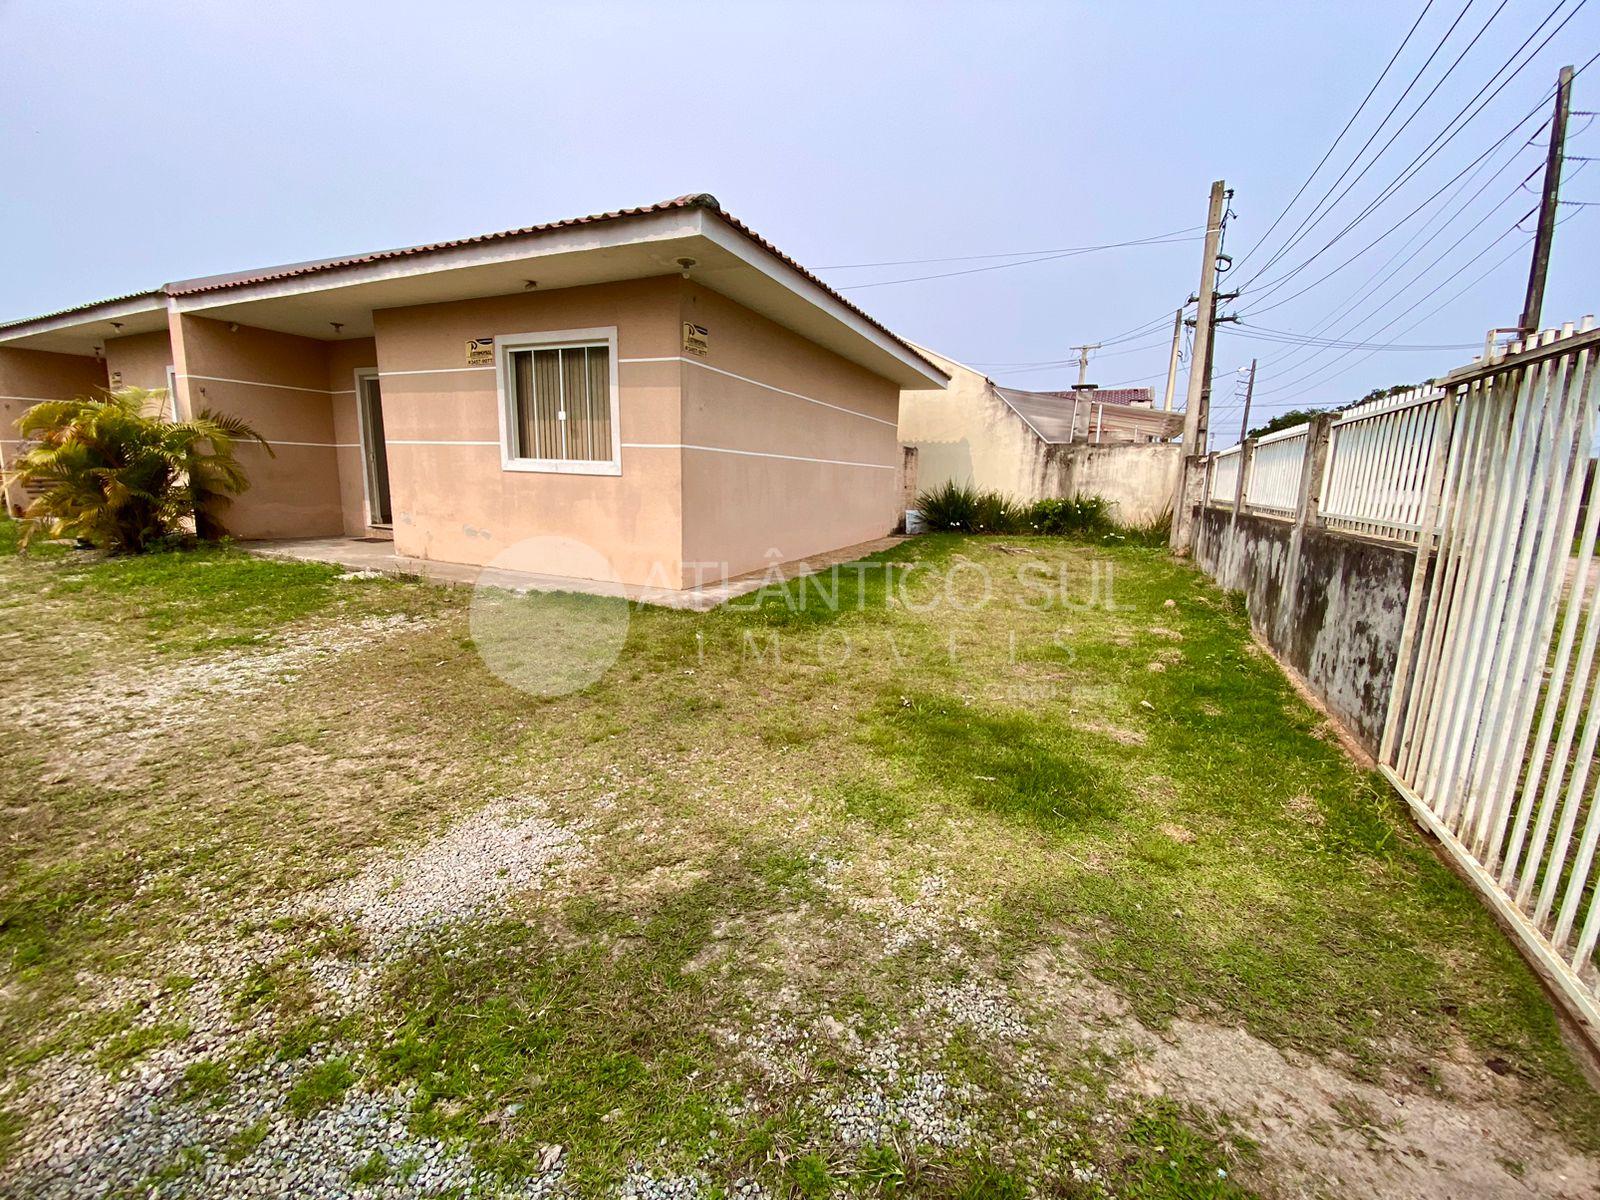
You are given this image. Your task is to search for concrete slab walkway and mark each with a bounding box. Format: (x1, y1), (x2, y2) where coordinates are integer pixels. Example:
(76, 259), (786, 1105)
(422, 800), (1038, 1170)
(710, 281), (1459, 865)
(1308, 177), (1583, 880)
(239, 535), (911, 612)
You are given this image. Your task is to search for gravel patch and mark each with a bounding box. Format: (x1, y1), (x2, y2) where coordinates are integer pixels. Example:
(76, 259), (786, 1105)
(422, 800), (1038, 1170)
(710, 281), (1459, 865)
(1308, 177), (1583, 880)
(1, 614), (429, 760)
(3, 1052), (564, 1199)
(1, 798), (586, 1200)
(819, 869), (984, 956)
(921, 979), (1032, 1041)
(314, 799), (584, 954)
(617, 1169), (712, 1199)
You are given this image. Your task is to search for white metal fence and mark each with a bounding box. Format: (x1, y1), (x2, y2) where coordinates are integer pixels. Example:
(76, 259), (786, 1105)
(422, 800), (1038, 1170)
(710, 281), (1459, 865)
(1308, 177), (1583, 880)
(1381, 320), (1600, 1035)
(1321, 387), (1446, 543)
(1208, 445), (1241, 503)
(1242, 425), (1306, 515)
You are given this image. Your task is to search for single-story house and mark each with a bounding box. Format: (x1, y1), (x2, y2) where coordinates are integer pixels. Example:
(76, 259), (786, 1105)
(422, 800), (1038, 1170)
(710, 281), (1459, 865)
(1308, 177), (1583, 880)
(899, 346), (1183, 524)
(0, 194), (948, 591)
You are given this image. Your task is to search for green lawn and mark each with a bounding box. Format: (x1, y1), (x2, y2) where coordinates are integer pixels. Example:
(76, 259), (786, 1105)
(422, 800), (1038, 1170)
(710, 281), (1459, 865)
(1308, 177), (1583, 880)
(0, 526), (1594, 1198)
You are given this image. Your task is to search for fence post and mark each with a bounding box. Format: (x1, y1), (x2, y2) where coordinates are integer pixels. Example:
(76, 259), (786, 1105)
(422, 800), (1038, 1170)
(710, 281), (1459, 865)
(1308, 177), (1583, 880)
(1226, 438), (1256, 587)
(1296, 414), (1334, 530)
(1273, 415), (1335, 648)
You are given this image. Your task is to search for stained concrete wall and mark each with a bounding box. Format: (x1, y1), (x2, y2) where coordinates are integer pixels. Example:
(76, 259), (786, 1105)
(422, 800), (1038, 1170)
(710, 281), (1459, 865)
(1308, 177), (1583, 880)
(901, 348), (1179, 525)
(1193, 504), (1417, 753)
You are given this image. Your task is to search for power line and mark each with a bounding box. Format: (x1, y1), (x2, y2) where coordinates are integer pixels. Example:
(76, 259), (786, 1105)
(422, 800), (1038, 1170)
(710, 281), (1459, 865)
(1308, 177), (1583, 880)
(1225, 325), (1482, 350)
(814, 227), (1204, 270)
(1236, 70), (1576, 320)
(1239, 14), (1593, 308)
(1228, 0), (1440, 279)
(833, 229), (1201, 290)
(1238, 0), (1488, 287)
(1244, 124), (1537, 353)
(1253, 221), (1540, 401)
(1230, 163), (1535, 381)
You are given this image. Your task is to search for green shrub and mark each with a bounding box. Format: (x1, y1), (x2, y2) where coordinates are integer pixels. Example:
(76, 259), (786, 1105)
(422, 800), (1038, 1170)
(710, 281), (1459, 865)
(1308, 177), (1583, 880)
(916, 480), (981, 531)
(913, 483), (1166, 545)
(1109, 508), (1173, 547)
(1026, 494), (1113, 536)
(6, 387), (270, 553)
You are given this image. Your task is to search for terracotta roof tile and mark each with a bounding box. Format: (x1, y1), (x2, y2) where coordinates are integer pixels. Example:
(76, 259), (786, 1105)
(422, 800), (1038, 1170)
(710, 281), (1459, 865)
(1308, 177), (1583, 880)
(4, 195), (945, 381)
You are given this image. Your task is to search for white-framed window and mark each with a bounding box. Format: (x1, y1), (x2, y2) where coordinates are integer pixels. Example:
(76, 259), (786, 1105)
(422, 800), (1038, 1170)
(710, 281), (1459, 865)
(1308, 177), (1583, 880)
(494, 327), (621, 475)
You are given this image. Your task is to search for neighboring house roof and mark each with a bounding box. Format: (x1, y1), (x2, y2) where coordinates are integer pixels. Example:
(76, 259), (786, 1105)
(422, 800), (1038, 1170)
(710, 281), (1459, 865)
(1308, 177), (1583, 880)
(0, 194), (944, 385)
(995, 385), (1183, 445)
(1038, 387), (1155, 407)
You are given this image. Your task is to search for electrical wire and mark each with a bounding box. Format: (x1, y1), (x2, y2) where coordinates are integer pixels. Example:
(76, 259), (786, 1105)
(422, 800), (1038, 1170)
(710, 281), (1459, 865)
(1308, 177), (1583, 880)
(1251, 220), (1536, 400)
(1238, 16), (1594, 308)
(813, 227), (1204, 270)
(1226, 164), (1536, 381)
(1234, 113), (1536, 369)
(1253, 231), (1542, 407)
(1228, 0), (1440, 279)
(833, 230), (1201, 291)
(1238, 0), (1489, 287)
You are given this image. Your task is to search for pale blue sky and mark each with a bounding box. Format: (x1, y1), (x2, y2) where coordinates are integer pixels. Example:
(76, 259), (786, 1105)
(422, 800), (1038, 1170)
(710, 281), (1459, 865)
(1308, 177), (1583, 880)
(2, 0), (1595, 432)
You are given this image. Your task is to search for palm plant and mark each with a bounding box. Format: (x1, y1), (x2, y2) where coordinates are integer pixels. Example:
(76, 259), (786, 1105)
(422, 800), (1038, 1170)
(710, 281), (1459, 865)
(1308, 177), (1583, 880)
(5, 387), (271, 553)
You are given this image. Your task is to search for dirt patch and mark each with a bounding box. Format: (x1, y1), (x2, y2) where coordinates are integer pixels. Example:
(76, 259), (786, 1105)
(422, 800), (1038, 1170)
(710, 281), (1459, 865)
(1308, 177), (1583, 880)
(1022, 948), (1599, 1199)
(1078, 720), (1147, 746)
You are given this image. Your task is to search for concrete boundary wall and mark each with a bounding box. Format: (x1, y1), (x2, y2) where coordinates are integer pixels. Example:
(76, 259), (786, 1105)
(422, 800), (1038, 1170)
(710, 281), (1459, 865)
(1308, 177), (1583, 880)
(1188, 416), (1419, 754)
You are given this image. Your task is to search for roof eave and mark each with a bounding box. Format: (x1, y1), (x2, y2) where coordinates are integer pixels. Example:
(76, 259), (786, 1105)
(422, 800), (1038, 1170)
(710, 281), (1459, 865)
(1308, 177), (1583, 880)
(0, 292), (168, 350)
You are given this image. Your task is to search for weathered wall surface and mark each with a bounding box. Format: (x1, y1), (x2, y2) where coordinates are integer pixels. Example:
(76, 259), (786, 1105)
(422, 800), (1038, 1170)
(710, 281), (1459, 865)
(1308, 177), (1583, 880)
(0, 347), (109, 515)
(901, 349), (1178, 524)
(677, 282), (902, 580)
(1194, 505), (1416, 753)
(1054, 442), (1181, 525)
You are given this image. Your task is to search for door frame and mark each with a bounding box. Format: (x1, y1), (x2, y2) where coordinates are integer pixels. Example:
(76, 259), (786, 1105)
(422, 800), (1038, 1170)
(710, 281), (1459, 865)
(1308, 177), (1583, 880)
(353, 368), (392, 528)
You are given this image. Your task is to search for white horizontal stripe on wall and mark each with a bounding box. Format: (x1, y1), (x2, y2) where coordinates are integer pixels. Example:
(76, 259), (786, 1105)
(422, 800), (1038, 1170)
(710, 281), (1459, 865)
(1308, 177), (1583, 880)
(622, 442), (894, 470)
(378, 366), (496, 378)
(181, 373), (340, 396)
(618, 356), (895, 428)
(385, 439), (500, 447)
(0, 395), (71, 404)
(240, 440), (357, 449)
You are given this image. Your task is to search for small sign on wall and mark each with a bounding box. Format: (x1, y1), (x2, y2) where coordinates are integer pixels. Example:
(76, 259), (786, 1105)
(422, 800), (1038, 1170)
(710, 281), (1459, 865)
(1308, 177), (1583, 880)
(108, 370), (123, 388)
(682, 322), (709, 358)
(466, 337), (494, 366)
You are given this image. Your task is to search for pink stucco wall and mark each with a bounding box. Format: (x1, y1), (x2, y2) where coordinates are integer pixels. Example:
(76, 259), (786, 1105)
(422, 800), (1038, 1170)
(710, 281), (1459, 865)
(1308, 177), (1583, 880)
(0, 347), (108, 516)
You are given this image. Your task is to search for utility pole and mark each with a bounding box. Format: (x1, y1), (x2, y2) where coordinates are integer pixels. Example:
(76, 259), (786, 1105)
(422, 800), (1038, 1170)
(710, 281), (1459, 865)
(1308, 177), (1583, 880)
(1520, 65), (1574, 335)
(1072, 343), (1101, 387)
(1160, 307), (1184, 411)
(1171, 179), (1231, 553)
(1180, 181), (1227, 454)
(1238, 358), (1257, 445)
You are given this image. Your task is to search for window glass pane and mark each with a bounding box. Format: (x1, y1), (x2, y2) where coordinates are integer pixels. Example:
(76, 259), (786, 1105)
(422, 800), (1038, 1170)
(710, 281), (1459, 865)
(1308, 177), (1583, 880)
(512, 350), (535, 458)
(532, 348), (562, 458)
(584, 346), (611, 460)
(507, 342), (612, 463)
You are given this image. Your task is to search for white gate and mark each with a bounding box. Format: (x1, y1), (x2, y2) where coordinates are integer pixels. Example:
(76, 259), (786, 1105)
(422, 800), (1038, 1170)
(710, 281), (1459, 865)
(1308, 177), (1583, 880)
(1381, 320), (1600, 1036)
